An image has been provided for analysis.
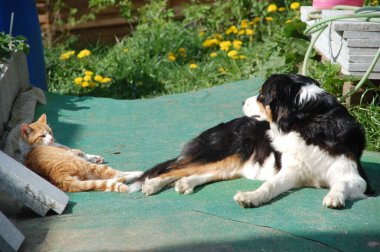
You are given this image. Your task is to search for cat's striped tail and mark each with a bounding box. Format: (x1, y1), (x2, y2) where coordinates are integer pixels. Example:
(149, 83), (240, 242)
(62, 177), (129, 192)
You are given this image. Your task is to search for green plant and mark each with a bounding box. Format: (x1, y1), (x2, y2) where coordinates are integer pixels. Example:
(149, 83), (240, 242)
(0, 32), (29, 63)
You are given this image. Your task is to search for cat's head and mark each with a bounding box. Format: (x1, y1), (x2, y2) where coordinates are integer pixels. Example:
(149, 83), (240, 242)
(20, 114), (54, 146)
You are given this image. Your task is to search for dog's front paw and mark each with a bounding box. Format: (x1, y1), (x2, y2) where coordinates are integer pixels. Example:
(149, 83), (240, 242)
(174, 178), (194, 195)
(141, 178), (162, 196)
(323, 192), (345, 209)
(234, 191), (265, 208)
(86, 154), (104, 163)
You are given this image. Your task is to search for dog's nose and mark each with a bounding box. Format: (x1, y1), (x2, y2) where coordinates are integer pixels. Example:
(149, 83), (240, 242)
(242, 100), (245, 106)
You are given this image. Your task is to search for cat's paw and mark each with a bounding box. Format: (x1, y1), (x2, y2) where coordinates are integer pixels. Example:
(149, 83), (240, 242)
(234, 191), (265, 208)
(86, 154), (104, 164)
(174, 178), (194, 194)
(323, 191), (345, 209)
(141, 178), (162, 196)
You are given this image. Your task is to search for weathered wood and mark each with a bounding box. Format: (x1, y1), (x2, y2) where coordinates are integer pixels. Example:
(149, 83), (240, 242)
(349, 55), (379, 63)
(347, 39), (380, 48)
(346, 62), (380, 72)
(0, 211), (24, 252)
(334, 21), (380, 32)
(0, 151), (68, 216)
(343, 31), (380, 39)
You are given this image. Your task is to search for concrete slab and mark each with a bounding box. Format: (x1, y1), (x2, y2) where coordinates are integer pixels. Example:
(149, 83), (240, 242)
(0, 151), (69, 216)
(0, 211), (24, 252)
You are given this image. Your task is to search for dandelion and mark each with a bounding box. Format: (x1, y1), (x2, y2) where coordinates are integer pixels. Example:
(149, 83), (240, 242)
(199, 31), (205, 37)
(253, 17), (261, 24)
(240, 19), (249, 29)
(227, 50), (238, 59)
(94, 75), (104, 82)
(123, 48), (129, 53)
(267, 4), (278, 13)
(265, 17), (274, 22)
(59, 50), (75, 60)
(219, 41), (232, 51)
(84, 70), (94, 76)
(168, 52), (176, 62)
(77, 49), (91, 58)
(225, 25), (238, 35)
(101, 77), (112, 83)
(245, 29), (254, 36)
(189, 63), (198, 69)
(290, 2), (300, 10)
(278, 7), (286, 12)
(74, 77), (83, 85)
(219, 67), (226, 73)
(89, 82), (96, 88)
(81, 81), (89, 88)
(178, 48), (187, 57)
(286, 19), (292, 24)
(233, 40), (243, 50)
(210, 52), (218, 58)
(212, 33), (223, 40)
(83, 75), (92, 81)
(238, 30), (245, 36)
(202, 38), (219, 48)
(239, 55), (247, 60)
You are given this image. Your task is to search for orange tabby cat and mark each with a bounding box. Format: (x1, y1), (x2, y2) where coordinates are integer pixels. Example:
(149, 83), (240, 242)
(20, 114), (142, 192)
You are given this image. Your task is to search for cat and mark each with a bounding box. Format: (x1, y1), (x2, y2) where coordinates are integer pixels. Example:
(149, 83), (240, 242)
(20, 113), (142, 192)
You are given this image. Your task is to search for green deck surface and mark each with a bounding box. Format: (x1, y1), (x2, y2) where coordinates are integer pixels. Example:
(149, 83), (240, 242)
(13, 79), (380, 251)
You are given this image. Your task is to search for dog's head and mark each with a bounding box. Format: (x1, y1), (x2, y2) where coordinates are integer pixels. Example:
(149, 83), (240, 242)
(243, 74), (325, 130)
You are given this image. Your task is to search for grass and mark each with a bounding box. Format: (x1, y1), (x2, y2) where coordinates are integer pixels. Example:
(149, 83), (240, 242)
(44, 0), (380, 151)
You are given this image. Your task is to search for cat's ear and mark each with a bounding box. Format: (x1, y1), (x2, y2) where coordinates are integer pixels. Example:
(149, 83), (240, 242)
(37, 113), (47, 124)
(21, 123), (33, 136)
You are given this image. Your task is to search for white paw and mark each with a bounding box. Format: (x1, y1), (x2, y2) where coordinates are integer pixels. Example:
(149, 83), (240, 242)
(119, 171), (143, 182)
(234, 191), (265, 208)
(174, 179), (194, 194)
(141, 178), (162, 196)
(323, 192), (345, 209)
(86, 154), (104, 163)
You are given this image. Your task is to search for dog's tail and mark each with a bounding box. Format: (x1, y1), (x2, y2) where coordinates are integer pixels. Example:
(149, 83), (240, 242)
(128, 158), (179, 194)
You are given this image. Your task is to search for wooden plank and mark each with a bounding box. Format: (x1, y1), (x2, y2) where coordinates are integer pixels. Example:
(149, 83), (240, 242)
(343, 31), (380, 39)
(0, 151), (69, 216)
(347, 39), (380, 48)
(0, 211), (24, 252)
(341, 68), (380, 79)
(347, 62), (380, 72)
(348, 47), (380, 55)
(349, 55), (380, 63)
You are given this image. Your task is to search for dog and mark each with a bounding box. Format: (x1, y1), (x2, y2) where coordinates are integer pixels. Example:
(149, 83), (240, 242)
(234, 74), (374, 208)
(129, 116), (282, 196)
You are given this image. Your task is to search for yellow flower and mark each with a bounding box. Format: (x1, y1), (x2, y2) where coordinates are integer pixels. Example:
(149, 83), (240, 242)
(238, 29), (245, 35)
(74, 77), (83, 85)
(219, 41), (231, 51)
(189, 63), (198, 69)
(210, 52), (218, 58)
(225, 25), (238, 35)
(253, 17), (261, 24)
(240, 19), (249, 29)
(199, 31), (205, 37)
(101, 77), (112, 83)
(278, 7), (286, 12)
(233, 40), (243, 50)
(212, 33), (223, 40)
(286, 19), (292, 24)
(83, 75), (92, 81)
(59, 51), (75, 61)
(81, 81), (89, 88)
(94, 75), (104, 82)
(84, 70), (94, 76)
(290, 2), (300, 10)
(219, 67), (226, 73)
(227, 50), (238, 59)
(202, 38), (219, 48)
(123, 48), (129, 53)
(168, 52), (177, 62)
(265, 17), (274, 22)
(245, 29), (254, 36)
(267, 4), (278, 13)
(89, 82), (96, 88)
(178, 48), (186, 54)
(239, 55), (247, 60)
(77, 49), (91, 58)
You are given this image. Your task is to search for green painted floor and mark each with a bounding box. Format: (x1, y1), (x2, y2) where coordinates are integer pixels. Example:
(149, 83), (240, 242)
(13, 79), (380, 251)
